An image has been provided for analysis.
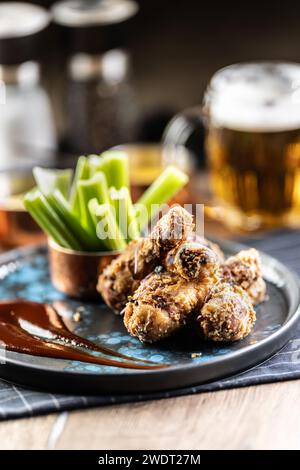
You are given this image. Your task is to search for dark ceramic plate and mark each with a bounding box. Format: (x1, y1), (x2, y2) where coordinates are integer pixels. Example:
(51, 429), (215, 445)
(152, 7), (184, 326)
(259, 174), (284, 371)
(0, 241), (299, 394)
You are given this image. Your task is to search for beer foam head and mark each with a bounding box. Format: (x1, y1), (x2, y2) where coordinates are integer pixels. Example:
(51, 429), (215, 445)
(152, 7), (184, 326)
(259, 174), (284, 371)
(207, 62), (300, 132)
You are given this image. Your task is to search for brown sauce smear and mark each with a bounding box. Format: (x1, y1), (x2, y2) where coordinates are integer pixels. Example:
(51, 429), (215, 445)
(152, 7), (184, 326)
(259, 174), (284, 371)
(0, 300), (165, 370)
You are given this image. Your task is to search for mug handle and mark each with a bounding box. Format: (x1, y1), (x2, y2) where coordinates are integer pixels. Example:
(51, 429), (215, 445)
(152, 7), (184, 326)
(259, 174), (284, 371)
(162, 106), (206, 168)
(163, 106), (230, 227)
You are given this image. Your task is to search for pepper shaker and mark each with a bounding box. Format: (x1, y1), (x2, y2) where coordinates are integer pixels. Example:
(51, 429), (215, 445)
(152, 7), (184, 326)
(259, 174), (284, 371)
(52, 0), (139, 155)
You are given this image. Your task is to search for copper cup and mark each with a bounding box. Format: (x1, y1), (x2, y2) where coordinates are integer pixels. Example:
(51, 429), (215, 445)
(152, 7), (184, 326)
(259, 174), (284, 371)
(48, 239), (120, 300)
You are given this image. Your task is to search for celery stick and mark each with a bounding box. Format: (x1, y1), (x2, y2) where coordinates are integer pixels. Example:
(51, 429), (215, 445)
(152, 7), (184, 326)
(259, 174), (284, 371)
(89, 151), (129, 189)
(91, 172), (110, 204)
(110, 187), (139, 241)
(24, 189), (81, 250)
(99, 151), (129, 189)
(25, 200), (70, 248)
(78, 184), (97, 237)
(88, 155), (108, 176)
(33, 167), (73, 198)
(34, 191), (82, 250)
(77, 173), (110, 236)
(109, 187), (127, 237)
(134, 166), (189, 229)
(70, 156), (90, 215)
(88, 199), (126, 251)
(46, 190), (102, 251)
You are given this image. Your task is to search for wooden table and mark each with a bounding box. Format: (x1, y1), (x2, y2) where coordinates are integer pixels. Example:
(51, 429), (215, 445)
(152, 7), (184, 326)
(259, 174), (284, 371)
(0, 379), (299, 449)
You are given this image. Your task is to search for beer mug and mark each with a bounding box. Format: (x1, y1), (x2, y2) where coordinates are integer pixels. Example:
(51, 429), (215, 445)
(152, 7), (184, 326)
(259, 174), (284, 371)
(164, 62), (300, 230)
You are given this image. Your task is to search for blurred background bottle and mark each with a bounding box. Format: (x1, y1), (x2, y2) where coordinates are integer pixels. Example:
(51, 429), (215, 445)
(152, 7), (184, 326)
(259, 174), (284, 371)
(52, 0), (139, 155)
(0, 2), (56, 168)
(0, 2), (56, 247)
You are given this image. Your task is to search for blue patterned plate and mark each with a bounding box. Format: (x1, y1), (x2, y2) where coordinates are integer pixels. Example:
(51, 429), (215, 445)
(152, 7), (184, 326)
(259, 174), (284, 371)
(0, 241), (299, 394)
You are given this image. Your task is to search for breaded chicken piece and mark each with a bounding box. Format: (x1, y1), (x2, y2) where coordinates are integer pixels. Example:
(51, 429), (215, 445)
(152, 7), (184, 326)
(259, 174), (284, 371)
(222, 248), (266, 304)
(97, 206), (194, 312)
(165, 242), (220, 281)
(123, 246), (220, 343)
(97, 240), (142, 312)
(194, 236), (225, 262)
(197, 283), (256, 342)
(149, 205), (194, 253)
(123, 271), (212, 343)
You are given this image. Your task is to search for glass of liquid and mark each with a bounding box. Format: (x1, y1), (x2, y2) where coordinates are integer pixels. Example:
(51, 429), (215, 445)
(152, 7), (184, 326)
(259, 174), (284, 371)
(204, 62), (300, 230)
(0, 169), (44, 248)
(164, 62), (300, 230)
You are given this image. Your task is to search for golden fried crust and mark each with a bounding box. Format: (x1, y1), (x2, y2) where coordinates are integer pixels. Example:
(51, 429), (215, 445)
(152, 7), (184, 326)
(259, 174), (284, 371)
(98, 207), (195, 313)
(97, 240), (141, 313)
(222, 248), (266, 304)
(97, 239), (159, 313)
(165, 242), (220, 281)
(123, 270), (219, 343)
(150, 205), (194, 253)
(197, 283), (256, 342)
(195, 237), (225, 262)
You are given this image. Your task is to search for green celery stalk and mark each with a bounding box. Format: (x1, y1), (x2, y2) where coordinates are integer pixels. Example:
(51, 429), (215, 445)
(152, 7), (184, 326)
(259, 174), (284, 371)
(33, 167), (73, 198)
(88, 155), (109, 176)
(96, 151), (129, 189)
(46, 190), (102, 251)
(88, 199), (126, 251)
(24, 188), (81, 250)
(110, 187), (139, 242)
(134, 165), (189, 229)
(70, 156), (90, 216)
(77, 173), (110, 236)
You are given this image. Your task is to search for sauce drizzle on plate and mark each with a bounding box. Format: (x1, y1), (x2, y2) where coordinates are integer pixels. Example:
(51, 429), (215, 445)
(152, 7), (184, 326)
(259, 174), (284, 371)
(0, 300), (165, 370)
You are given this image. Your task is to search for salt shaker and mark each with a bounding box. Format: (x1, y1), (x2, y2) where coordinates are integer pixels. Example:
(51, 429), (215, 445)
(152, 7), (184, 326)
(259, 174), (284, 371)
(52, 0), (139, 155)
(0, 2), (57, 170)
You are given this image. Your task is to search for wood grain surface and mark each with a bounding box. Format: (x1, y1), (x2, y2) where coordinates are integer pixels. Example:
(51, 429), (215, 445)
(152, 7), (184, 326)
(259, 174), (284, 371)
(0, 379), (299, 450)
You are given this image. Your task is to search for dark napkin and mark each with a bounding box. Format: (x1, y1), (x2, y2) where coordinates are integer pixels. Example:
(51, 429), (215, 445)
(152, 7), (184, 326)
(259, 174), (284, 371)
(1, 230), (300, 421)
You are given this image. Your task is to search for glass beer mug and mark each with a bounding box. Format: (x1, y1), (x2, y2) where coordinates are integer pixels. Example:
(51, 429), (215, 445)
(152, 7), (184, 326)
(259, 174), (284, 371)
(164, 62), (300, 230)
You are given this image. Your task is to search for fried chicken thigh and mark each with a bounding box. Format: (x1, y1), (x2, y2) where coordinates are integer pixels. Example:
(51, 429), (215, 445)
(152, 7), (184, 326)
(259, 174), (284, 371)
(98, 205), (265, 344)
(197, 283), (256, 342)
(97, 206), (194, 312)
(222, 248), (266, 304)
(124, 271), (203, 343)
(149, 205), (194, 253)
(97, 240), (141, 312)
(165, 241), (220, 281)
(195, 248), (264, 343)
(195, 237), (225, 262)
(124, 244), (220, 342)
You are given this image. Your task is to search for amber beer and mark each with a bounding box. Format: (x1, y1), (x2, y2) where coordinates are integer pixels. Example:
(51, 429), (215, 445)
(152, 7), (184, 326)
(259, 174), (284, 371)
(205, 62), (300, 229)
(0, 170), (44, 247)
